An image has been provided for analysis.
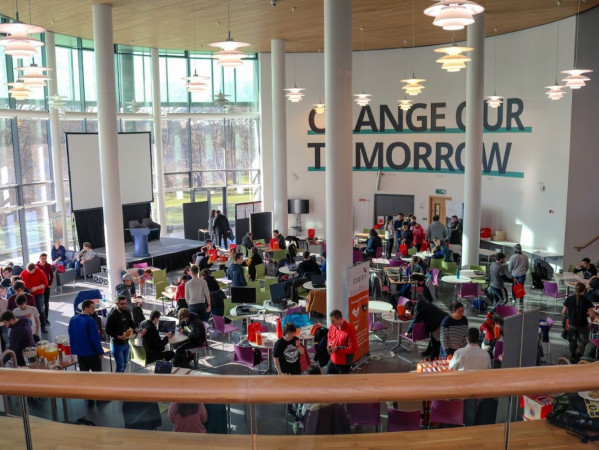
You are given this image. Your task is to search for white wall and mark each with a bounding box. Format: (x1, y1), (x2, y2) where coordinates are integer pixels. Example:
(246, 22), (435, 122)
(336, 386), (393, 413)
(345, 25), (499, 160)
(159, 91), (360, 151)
(260, 18), (576, 253)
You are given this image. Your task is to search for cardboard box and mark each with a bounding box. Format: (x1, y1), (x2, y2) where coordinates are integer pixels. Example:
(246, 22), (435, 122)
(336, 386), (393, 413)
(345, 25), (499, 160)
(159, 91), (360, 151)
(521, 394), (554, 420)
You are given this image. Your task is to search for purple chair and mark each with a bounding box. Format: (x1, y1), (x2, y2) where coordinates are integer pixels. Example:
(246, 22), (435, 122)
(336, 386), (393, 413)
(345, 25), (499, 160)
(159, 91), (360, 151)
(430, 399), (464, 427)
(389, 259), (402, 268)
(431, 268), (440, 286)
(369, 313), (388, 333)
(539, 317), (554, 363)
(458, 283), (478, 307)
(397, 296), (411, 307)
(133, 262), (148, 269)
(285, 306), (303, 317)
(386, 407), (421, 432)
(494, 340), (504, 363)
(375, 247), (383, 258)
(232, 344), (264, 373)
(403, 322), (429, 349)
(542, 281), (566, 308)
(347, 402), (381, 432)
(212, 315), (240, 344)
(496, 305), (519, 318)
(353, 249), (364, 263)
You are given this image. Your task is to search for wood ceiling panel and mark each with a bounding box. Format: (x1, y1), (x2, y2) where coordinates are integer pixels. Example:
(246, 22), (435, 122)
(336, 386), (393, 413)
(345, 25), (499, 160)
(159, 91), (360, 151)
(0, 0), (595, 52)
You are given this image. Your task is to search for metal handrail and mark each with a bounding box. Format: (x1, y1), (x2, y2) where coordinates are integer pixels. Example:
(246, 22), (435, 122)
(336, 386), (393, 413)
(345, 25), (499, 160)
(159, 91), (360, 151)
(574, 234), (599, 252)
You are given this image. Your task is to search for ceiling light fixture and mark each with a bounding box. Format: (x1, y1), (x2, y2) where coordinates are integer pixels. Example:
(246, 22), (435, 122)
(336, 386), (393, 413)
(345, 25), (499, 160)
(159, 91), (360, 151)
(0, 0), (45, 57)
(213, 91), (230, 108)
(545, 21), (566, 101)
(313, 103), (325, 114)
(434, 34), (473, 73)
(424, 0), (485, 31)
(402, 0), (426, 96)
(48, 94), (67, 116)
(398, 99), (413, 111)
(16, 62), (51, 88)
(486, 34), (503, 108)
(185, 0), (211, 94)
(6, 81), (32, 100)
(285, 7), (305, 103)
(561, 0), (592, 89)
(209, 0), (250, 69)
(354, 27), (371, 107)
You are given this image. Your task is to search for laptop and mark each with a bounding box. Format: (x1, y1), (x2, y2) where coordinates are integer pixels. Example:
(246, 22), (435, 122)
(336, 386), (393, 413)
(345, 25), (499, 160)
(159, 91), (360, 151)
(154, 360), (173, 374)
(311, 273), (326, 288)
(158, 319), (176, 334)
(269, 282), (287, 306)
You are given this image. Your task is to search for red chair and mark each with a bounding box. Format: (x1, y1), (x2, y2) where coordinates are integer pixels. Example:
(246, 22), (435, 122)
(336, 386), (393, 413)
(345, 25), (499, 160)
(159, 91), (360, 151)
(496, 305), (519, 318)
(347, 402), (381, 432)
(542, 281), (566, 308)
(430, 399), (464, 427)
(386, 407), (421, 432)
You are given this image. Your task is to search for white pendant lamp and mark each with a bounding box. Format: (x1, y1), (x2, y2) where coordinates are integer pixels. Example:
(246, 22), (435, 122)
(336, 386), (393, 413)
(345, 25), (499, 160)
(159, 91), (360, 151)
(434, 44), (473, 73)
(485, 35), (503, 108)
(16, 63), (51, 88)
(0, 0), (45, 57)
(184, 0), (210, 94)
(354, 27), (372, 106)
(424, 0), (485, 31)
(398, 98), (413, 111)
(403, 0), (426, 96)
(6, 81), (32, 100)
(48, 94), (67, 116)
(561, 0), (592, 90)
(545, 84), (566, 100)
(313, 103), (325, 115)
(284, 7), (306, 103)
(209, 0), (249, 69)
(213, 91), (230, 108)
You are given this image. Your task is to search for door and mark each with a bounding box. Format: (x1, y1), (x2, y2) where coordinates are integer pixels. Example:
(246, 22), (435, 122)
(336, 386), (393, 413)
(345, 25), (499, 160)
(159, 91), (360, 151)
(429, 196), (452, 223)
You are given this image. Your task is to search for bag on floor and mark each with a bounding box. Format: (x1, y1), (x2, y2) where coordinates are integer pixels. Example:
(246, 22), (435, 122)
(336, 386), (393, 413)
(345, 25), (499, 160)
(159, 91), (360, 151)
(472, 298), (488, 313)
(531, 271), (544, 289)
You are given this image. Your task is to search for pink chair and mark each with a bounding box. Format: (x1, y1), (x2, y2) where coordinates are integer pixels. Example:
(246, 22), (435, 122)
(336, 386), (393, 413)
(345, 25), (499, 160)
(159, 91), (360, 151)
(458, 283), (478, 307)
(403, 322), (429, 348)
(496, 305), (519, 317)
(347, 402), (381, 432)
(369, 313), (388, 333)
(232, 344), (264, 373)
(430, 399), (464, 427)
(353, 249), (364, 263)
(133, 262), (148, 269)
(397, 296), (411, 307)
(212, 315), (240, 344)
(431, 268), (440, 286)
(389, 259), (402, 268)
(386, 407), (421, 432)
(542, 281), (566, 308)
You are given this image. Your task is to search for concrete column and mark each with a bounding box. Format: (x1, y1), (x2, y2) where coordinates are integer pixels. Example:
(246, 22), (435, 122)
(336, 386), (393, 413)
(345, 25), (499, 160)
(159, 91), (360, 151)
(271, 39), (288, 235)
(462, 12), (485, 268)
(92, 3), (126, 295)
(151, 48), (167, 227)
(324, 0), (353, 318)
(45, 32), (68, 246)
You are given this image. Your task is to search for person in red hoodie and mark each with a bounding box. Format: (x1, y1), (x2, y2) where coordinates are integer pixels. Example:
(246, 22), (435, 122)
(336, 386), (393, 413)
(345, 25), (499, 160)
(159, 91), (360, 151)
(326, 309), (358, 374)
(20, 263), (48, 333)
(36, 253), (54, 327)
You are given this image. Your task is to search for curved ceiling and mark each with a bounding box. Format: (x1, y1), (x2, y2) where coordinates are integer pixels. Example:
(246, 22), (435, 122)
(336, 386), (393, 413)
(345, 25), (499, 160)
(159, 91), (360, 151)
(0, 0), (597, 53)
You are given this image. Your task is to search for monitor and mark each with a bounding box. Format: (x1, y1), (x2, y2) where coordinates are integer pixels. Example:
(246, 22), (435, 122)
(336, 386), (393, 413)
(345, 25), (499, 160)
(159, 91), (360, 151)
(231, 286), (257, 304)
(288, 199), (309, 214)
(269, 282), (287, 304)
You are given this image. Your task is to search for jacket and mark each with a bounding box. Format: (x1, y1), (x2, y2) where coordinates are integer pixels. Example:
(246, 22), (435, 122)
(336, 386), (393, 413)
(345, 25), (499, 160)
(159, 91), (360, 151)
(297, 258), (321, 278)
(412, 225), (426, 246)
(68, 313), (104, 357)
(7, 319), (35, 366)
(327, 320), (357, 366)
(247, 253), (263, 281)
(213, 214), (230, 234)
(178, 311), (206, 347)
(7, 292), (36, 311)
(227, 263), (247, 287)
(20, 268), (48, 296)
(139, 319), (168, 364)
(241, 236), (254, 251)
(407, 300), (448, 334)
(105, 307), (136, 345)
(36, 262), (54, 285)
(425, 221), (448, 242)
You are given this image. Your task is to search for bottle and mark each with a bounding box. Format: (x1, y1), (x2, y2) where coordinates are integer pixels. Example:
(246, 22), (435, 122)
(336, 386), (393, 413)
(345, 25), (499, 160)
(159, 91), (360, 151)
(255, 329), (263, 346)
(102, 294), (106, 304)
(276, 318), (283, 338)
(456, 268), (460, 279)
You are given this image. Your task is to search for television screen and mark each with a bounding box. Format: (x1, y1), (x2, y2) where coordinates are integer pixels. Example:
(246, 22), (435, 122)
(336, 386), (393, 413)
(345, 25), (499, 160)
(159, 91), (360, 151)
(288, 199), (309, 214)
(231, 286), (257, 304)
(269, 282), (287, 304)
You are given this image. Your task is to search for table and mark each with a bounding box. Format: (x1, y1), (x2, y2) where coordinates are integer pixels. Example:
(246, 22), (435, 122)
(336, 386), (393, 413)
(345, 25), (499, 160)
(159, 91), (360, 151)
(303, 281), (326, 291)
(369, 300), (393, 314)
(459, 270), (486, 279)
(442, 275), (472, 300)
(279, 266), (297, 276)
(263, 300), (297, 318)
(229, 305), (266, 325)
(76, 300), (111, 312)
(371, 258), (390, 268)
(167, 331), (189, 346)
(479, 248), (497, 262)
(554, 272), (586, 295)
(382, 311), (413, 362)
(248, 331), (277, 374)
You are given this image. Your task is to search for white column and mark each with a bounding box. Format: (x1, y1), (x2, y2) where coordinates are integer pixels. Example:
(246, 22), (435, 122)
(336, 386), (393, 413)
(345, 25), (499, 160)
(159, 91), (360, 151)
(45, 32), (68, 246)
(93, 3), (126, 294)
(325, 0), (353, 318)
(462, 12), (485, 268)
(151, 48), (167, 227)
(271, 39), (288, 235)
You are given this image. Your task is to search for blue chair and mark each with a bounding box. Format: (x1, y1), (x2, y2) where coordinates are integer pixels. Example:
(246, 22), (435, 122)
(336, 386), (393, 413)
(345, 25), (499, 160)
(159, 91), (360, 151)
(73, 289), (104, 316)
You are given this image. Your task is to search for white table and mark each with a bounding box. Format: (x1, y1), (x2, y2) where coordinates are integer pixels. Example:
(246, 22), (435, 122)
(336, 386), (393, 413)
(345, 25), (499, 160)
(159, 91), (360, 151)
(167, 331), (189, 346)
(371, 258), (391, 267)
(77, 300), (111, 312)
(216, 277), (233, 286)
(459, 270), (486, 279)
(478, 248), (497, 262)
(442, 275), (472, 300)
(382, 311), (413, 361)
(279, 266), (297, 276)
(248, 331), (277, 374)
(415, 251), (433, 259)
(263, 300), (298, 318)
(369, 300), (394, 314)
(303, 281), (326, 291)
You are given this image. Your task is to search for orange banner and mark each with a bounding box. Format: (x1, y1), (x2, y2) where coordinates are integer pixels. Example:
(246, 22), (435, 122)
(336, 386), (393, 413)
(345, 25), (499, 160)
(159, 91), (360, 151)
(348, 261), (371, 366)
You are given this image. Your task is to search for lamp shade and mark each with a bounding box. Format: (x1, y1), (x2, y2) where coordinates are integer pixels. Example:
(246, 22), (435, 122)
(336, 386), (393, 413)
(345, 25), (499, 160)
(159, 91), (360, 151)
(560, 69), (592, 90)
(209, 38), (250, 69)
(313, 103), (325, 114)
(424, 0), (484, 31)
(354, 93), (372, 106)
(284, 86), (305, 103)
(397, 99), (413, 111)
(0, 22), (45, 57)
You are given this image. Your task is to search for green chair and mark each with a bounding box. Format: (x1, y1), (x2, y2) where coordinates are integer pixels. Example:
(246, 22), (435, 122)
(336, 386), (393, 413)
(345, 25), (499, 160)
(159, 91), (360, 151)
(363, 228), (371, 234)
(155, 280), (170, 311)
(568, 264), (576, 273)
(263, 276), (278, 289)
(212, 269), (227, 289)
(146, 268), (167, 290)
(271, 250), (287, 264)
(129, 343), (149, 371)
(429, 258), (443, 270)
(441, 261), (457, 276)
(469, 265), (487, 284)
(255, 263), (266, 279)
(239, 245), (249, 257)
(407, 247), (417, 256)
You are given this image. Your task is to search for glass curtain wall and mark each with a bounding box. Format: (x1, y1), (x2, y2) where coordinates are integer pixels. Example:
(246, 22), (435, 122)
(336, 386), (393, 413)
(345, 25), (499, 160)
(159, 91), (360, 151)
(0, 18), (260, 264)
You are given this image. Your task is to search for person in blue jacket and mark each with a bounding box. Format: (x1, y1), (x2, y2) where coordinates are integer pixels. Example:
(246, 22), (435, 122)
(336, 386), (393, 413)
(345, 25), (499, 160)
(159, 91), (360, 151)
(68, 299), (104, 372)
(227, 252), (247, 287)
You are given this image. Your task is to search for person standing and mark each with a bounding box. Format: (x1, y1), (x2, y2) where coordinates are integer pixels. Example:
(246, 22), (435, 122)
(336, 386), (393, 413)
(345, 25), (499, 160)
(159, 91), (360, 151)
(440, 301), (468, 358)
(0, 310), (35, 366)
(200, 269), (226, 317)
(68, 299), (104, 372)
(326, 310), (357, 374)
(425, 215), (448, 243)
(488, 253), (510, 310)
(36, 253), (54, 327)
(405, 300), (447, 359)
(449, 328), (491, 371)
(412, 222), (426, 250)
(562, 282), (596, 363)
(185, 265), (211, 321)
(508, 244), (529, 306)
(6, 280), (36, 311)
(274, 323), (305, 375)
(448, 215), (462, 245)
(213, 211), (230, 249)
(13, 294), (40, 343)
(384, 216), (394, 259)
(115, 273), (139, 309)
(105, 295), (137, 372)
(20, 262), (48, 333)
(394, 212), (404, 253)
(208, 209), (216, 243)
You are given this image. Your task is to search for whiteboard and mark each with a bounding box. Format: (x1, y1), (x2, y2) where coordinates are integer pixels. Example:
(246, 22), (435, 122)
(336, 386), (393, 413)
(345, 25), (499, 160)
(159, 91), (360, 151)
(66, 133), (153, 212)
(446, 201), (464, 219)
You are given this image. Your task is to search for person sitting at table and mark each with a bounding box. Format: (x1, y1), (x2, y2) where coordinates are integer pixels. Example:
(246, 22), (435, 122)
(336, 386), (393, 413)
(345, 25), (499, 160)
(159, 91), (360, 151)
(440, 301), (468, 358)
(363, 229), (382, 260)
(132, 298), (146, 328)
(573, 257), (598, 280)
(195, 247), (213, 272)
(200, 269), (226, 317)
(241, 232), (254, 254)
(0, 310), (35, 366)
(562, 282), (596, 363)
(400, 222), (413, 249)
(227, 253), (247, 287)
(297, 251), (321, 278)
(51, 239), (71, 267)
(7, 280), (36, 311)
(115, 273), (139, 309)
(274, 322), (305, 375)
(139, 310), (175, 365)
(431, 245), (444, 260)
(320, 252), (327, 276)
(175, 308), (206, 368)
(246, 247), (264, 282)
(224, 247), (236, 269)
(168, 403), (208, 433)
(409, 256), (427, 279)
(405, 300), (447, 359)
(273, 230), (287, 250)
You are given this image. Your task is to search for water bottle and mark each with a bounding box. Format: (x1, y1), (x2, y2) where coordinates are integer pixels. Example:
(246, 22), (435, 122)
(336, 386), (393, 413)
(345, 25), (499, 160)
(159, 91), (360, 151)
(102, 294), (106, 303)
(456, 268), (461, 279)
(284, 261), (288, 267)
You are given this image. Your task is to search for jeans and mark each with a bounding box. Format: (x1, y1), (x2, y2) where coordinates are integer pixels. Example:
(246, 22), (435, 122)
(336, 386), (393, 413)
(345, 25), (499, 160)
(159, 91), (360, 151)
(73, 260), (83, 278)
(33, 294), (46, 329)
(326, 361), (351, 374)
(189, 303), (209, 322)
(385, 238), (394, 259)
(111, 342), (130, 372)
(488, 286), (507, 309)
(78, 355), (102, 372)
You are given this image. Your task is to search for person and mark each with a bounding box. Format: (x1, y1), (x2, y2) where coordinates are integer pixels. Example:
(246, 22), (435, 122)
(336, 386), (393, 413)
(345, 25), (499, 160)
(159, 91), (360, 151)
(185, 264), (211, 321)
(400, 222), (413, 249)
(20, 262), (48, 333)
(384, 216), (395, 259)
(273, 322), (305, 375)
(68, 299), (104, 372)
(168, 403), (208, 433)
(68, 242), (96, 278)
(227, 252), (247, 287)
(132, 298), (146, 328)
(405, 300), (447, 359)
(449, 328), (492, 371)
(440, 301), (468, 358)
(7, 280), (36, 311)
(0, 310), (34, 366)
(479, 312), (502, 355)
(393, 212), (405, 253)
(320, 252), (327, 276)
(13, 294), (40, 343)
(139, 310), (175, 364)
(488, 253), (510, 310)
(297, 251), (321, 278)
(508, 244), (529, 305)
(224, 247), (237, 269)
(174, 274), (190, 306)
(105, 295), (137, 372)
(195, 247), (213, 272)
(200, 269), (226, 317)
(213, 210), (230, 248)
(409, 255), (427, 279)
(425, 215), (448, 243)
(448, 215), (462, 245)
(36, 253), (53, 327)
(241, 232), (254, 253)
(115, 273), (138, 309)
(51, 240), (70, 267)
(562, 282), (596, 363)
(246, 247), (264, 281)
(273, 229), (287, 250)
(573, 258), (598, 280)
(362, 229), (382, 260)
(208, 209), (216, 243)
(0, 285), (8, 350)
(175, 308), (206, 368)
(326, 309), (357, 374)
(412, 221), (426, 249)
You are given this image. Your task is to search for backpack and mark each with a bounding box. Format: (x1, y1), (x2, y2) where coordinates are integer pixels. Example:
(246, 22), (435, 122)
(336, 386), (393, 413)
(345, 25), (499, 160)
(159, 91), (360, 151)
(534, 258), (554, 280)
(472, 298), (488, 313)
(531, 271), (544, 289)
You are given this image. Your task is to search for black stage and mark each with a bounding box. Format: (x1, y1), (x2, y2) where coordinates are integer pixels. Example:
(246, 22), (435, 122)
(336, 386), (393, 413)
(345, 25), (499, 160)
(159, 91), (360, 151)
(93, 237), (203, 272)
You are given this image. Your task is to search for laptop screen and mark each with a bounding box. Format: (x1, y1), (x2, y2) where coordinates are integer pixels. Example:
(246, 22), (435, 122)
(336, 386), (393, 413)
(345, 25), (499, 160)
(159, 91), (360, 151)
(154, 360), (173, 374)
(269, 282), (286, 304)
(311, 274), (326, 286)
(158, 319), (176, 333)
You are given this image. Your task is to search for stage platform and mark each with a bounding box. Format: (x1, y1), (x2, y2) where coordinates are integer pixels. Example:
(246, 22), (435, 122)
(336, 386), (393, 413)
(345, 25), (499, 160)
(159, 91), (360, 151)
(93, 237), (203, 272)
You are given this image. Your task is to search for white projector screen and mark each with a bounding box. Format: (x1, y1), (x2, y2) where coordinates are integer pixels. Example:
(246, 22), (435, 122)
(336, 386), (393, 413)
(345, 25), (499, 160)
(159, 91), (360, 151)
(66, 132), (153, 212)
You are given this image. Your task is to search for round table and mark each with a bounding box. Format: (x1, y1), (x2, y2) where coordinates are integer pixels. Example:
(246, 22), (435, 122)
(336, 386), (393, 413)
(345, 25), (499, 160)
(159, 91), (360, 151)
(369, 300), (394, 314)
(442, 275), (472, 301)
(263, 300), (297, 313)
(279, 266), (297, 276)
(459, 270), (486, 279)
(167, 331), (189, 346)
(248, 331), (277, 374)
(303, 281), (326, 291)
(228, 304), (266, 319)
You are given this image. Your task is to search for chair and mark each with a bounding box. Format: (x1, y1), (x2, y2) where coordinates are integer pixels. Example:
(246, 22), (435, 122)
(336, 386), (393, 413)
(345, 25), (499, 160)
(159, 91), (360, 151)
(132, 262), (148, 269)
(239, 245), (249, 257)
(254, 239), (266, 246)
(441, 261), (457, 276)
(73, 289), (103, 316)
(188, 321), (214, 370)
(386, 407), (421, 432)
(458, 283), (479, 307)
(429, 258), (443, 270)
(286, 306), (303, 317)
(254, 263), (266, 279)
(469, 265), (487, 284)
(430, 399), (464, 427)
(542, 281), (566, 308)
(212, 315), (240, 343)
(55, 268), (76, 292)
(155, 280), (170, 312)
(389, 259), (402, 268)
(407, 247), (417, 256)
(369, 313), (388, 336)
(145, 268), (167, 295)
(431, 268), (440, 286)
(232, 343), (264, 374)
(539, 317), (554, 363)
(347, 402), (381, 432)
(272, 249), (287, 264)
(496, 305), (519, 317)
(397, 296), (411, 307)
(353, 249), (363, 263)
(130, 343), (149, 371)
(402, 322), (429, 354)
(81, 255), (102, 279)
(494, 340), (504, 363)
(567, 264), (576, 273)
(375, 247), (383, 258)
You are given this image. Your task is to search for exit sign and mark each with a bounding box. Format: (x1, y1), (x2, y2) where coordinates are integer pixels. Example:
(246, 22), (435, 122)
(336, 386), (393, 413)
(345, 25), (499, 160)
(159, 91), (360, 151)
(436, 189), (446, 195)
